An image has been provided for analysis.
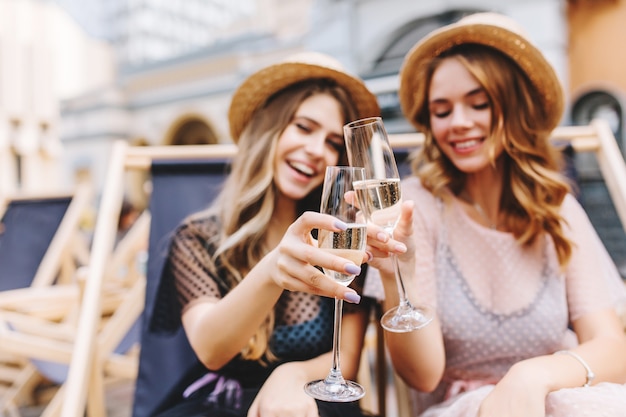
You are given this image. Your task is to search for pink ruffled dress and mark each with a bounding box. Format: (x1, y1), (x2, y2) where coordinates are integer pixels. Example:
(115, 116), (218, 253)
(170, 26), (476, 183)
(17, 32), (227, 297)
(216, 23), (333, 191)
(371, 177), (626, 417)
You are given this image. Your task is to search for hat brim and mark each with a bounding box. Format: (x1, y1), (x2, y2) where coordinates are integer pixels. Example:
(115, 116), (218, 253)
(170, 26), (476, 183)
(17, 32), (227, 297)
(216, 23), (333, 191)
(399, 18), (564, 132)
(229, 59), (380, 142)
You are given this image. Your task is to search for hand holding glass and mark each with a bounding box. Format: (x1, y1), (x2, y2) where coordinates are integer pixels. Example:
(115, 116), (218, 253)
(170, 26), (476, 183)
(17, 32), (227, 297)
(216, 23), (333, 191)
(344, 117), (433, 332)
(304, 166), (367, 402)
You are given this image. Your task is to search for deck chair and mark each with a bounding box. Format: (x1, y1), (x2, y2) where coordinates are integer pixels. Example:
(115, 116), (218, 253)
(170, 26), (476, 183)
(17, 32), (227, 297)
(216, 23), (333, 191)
(64, 141), (379, 417)
(0, 184), (93, 415)
(132, 150), (234, 417)
(0, 181), (149, 417)
(40, 141), (236, 417)
(129, 149), (390, 417)
(385, 118), (626, 417)
(0, 184), (92, 290)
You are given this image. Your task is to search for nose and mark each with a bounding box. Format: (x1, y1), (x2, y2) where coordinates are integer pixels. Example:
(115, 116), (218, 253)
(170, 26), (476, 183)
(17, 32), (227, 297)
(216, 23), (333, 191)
(450, 104), (473, 129)
(304, 133), (326, 157)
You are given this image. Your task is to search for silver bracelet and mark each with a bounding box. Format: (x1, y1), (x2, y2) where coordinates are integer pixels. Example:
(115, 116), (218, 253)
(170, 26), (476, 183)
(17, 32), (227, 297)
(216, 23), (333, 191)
(554, 350), (595, 387)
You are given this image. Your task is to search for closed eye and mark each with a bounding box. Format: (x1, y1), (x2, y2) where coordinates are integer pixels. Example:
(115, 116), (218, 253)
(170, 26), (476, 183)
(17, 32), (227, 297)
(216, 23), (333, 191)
(327, 137), (344, 152)
(433, 110), (451, 118)
(296, 122), (312, 133)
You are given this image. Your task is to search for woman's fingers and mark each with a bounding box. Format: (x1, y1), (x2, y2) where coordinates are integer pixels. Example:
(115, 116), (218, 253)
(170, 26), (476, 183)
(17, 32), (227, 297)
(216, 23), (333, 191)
(289, 212), (363, 273)
(275, 256), (361, 303)
(275, 212), (362, 303)
(365, 224), (407, 256)
(292, 211), (346, 238)
(272, 204), (413, 303)
(395, 200), (415, 241)
(364, 201), (413, 267)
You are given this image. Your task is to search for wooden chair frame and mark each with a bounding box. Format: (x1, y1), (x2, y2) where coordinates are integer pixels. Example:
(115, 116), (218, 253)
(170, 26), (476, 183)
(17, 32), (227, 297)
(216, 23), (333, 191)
(0, 183), (93, 415)
(59, 141), (238, 417)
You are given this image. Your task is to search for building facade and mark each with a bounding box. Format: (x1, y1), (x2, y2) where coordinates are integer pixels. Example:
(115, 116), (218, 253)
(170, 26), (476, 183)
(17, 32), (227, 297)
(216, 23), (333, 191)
(57, 0), (570, 189)
(6, 0), (626, 190)
(2, 0), (625, 273)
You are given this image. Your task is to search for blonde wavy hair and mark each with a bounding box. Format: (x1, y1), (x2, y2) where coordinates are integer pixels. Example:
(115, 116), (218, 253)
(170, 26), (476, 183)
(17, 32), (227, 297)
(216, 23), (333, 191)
(205, 79), (358, 363)
(410, 44), (574, 267)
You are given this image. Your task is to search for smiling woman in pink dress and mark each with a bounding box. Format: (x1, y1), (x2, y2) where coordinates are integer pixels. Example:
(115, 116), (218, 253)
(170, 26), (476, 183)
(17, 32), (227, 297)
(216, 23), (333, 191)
(369, 12), (626, 417)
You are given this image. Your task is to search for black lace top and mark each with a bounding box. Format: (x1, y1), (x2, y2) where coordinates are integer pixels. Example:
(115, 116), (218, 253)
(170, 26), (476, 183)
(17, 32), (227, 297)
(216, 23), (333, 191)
(154, 211), (370, 394)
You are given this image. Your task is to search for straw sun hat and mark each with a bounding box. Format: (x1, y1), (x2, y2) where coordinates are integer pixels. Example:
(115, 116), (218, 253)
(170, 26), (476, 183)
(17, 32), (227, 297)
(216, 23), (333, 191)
(228, 51), (380, 142)
(399, 12), (564, 132)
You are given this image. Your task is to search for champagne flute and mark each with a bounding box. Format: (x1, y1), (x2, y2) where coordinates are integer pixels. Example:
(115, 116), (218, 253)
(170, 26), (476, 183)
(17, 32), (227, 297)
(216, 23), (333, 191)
(304, 166), (367, 402)
(344, 116), (434, 333)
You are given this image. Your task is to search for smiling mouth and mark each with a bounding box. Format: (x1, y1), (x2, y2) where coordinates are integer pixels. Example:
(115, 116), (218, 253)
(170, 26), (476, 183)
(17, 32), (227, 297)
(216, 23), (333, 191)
(452, 138), (483, 150)
(288, 161), (315, 177)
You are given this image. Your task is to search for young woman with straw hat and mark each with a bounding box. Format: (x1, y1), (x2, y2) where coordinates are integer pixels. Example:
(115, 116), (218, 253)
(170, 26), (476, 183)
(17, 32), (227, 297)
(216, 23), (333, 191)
(153, 52), (396, 417)
(369, 12), (626, 416)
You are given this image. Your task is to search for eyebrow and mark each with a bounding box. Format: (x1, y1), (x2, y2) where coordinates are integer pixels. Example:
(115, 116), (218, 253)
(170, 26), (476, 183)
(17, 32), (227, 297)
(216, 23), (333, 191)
(465, 87), (486, 99)
(293, 115), (343, 141)
(293, 114), (322, 125)
(430, 87), (486, 104)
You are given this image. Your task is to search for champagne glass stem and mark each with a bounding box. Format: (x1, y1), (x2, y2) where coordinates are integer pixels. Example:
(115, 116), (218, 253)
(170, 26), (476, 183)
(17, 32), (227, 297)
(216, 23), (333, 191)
(391, 253), (413, 312)
(305, 296), (364, 401)
(387, 227), (413, 311)
(325, 298), (346, 386)
(380, 231), (434, 333)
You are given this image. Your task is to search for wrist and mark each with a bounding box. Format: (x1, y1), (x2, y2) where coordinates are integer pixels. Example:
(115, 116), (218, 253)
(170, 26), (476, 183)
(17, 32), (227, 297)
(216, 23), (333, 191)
(506, 359), (553, 394)
(553, 350), (595, 387)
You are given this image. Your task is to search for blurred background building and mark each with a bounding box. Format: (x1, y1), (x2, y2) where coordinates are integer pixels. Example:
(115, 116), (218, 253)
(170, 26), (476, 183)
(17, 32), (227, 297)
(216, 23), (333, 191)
(1, 0), (625, 274)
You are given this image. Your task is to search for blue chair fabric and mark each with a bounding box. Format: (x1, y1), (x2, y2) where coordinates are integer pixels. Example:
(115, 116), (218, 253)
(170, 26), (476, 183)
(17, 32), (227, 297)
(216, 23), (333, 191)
(0, 197), (72, 290)
(132, 158), (231, 417)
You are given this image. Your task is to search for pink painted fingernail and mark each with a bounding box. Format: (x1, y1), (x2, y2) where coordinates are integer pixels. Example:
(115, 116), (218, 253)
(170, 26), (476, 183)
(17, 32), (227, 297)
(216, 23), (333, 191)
(345, 292), (361, 304)
(334, 220), (348, 230)
(345, 264), (361, 275)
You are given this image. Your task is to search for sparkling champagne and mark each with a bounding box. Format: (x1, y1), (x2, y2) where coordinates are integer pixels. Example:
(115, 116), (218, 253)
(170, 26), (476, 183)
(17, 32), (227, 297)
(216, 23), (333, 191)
(318, 223), (367, 286)
(353, 178), (402, 233)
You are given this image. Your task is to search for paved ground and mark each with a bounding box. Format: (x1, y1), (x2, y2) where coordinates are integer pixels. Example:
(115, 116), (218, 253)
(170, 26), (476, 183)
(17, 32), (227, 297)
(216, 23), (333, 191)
(19, 379), (134, 417)
(104, 380), (135, 417)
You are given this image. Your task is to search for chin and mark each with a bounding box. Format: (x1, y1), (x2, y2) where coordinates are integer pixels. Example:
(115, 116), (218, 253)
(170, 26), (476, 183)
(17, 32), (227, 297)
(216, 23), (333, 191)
(281, 187), (312, 202)
(452, 158), (492, 174)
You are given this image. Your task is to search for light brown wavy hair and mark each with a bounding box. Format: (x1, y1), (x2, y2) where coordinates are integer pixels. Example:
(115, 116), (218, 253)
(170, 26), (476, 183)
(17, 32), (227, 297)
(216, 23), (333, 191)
(206, 79), (358, 363)
(409, 44), (573, 267)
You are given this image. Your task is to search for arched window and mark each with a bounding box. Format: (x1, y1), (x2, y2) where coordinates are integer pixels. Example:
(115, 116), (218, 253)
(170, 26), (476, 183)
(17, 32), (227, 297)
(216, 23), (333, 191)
(169, 118), (218, 146)
(371, 10), (478, 77)
(571, 90), (624, 154)
(368, 9), (481, 133)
